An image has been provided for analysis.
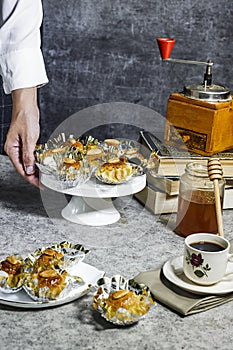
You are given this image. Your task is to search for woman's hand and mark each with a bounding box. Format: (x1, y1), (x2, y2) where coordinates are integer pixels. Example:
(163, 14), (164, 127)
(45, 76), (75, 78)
(4, 87), (41, 187)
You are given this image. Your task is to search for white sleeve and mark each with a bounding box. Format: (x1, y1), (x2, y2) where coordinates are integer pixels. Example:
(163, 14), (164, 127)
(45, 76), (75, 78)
(0, 0), (48, 94)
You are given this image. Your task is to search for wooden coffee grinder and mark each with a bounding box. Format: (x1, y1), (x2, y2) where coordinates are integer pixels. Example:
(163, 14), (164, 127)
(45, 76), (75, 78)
(157, 38), (233, 156)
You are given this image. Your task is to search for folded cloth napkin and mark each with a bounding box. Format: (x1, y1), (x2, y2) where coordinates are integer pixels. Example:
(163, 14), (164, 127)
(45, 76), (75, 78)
(134, 240), (233, 316)
(134, 269), (233, 316)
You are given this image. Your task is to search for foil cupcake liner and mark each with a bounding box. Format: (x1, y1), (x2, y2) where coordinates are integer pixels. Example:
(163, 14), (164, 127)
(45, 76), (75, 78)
(23, 269), (84, 302)
(93, 275), (155, 326)
(26, 241), (90, 271)
(50, 241), (89, 269)
(35, 134), (146, 189)
(95, 163), (143, 185)
(0, 242), (90, 303)
(0, 271), (24, 293)
(95, 172), (133, 185)
(55, 160), (92, 189)
(101, 139), (133, 160)
(0, 255), (25, 293)
(100, 139), (146, 164)
(35, 134), (98, 189)
(34, 133), (69, 172)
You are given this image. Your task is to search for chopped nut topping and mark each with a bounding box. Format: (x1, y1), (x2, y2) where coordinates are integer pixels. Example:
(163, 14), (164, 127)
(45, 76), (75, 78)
(112, 290), (129, 300)
(39, 269), (59, 278)
(6, 256), (19, 265)
(63, 158), (76, 164)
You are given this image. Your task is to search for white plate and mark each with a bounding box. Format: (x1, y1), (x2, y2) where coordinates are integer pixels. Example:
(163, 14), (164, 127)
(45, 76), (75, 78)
(163, 256), (233, 295)
(41, 172), (146, 198)
(0, 262), (104, 308)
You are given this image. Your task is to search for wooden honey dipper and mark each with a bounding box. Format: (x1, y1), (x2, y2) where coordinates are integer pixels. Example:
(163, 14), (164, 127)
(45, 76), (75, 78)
(207, 158), (224, 237)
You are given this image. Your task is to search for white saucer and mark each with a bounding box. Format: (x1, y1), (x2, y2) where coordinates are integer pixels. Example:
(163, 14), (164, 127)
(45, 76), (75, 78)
(163, 256), (233, 295)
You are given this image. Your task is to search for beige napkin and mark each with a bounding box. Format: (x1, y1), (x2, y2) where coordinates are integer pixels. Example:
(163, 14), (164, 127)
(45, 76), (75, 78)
(134, 240), (233, 316)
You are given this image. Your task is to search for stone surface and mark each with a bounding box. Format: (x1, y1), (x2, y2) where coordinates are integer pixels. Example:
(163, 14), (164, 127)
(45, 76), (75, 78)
(1, 154), (233, 349)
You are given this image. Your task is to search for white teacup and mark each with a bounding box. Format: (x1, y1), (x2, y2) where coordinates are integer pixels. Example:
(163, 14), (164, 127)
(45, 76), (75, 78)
(183, 233), (233, 285)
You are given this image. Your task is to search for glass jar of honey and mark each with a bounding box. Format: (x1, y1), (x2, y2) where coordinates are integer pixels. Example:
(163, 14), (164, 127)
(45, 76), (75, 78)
(175, 162), (225, 237)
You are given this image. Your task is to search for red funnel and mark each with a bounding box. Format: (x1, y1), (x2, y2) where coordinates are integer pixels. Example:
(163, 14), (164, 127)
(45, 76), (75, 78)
(157, 38), (176, 59)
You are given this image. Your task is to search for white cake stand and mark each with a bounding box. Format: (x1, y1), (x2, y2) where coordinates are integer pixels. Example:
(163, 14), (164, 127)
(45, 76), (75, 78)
(41, 173), (146, 226)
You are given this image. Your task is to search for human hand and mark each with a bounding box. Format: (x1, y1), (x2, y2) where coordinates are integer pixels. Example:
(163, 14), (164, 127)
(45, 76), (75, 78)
(4, 87), (41, 187)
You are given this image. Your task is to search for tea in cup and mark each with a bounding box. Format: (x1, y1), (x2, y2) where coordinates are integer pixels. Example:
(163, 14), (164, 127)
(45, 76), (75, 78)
(183, 233), (233, 285)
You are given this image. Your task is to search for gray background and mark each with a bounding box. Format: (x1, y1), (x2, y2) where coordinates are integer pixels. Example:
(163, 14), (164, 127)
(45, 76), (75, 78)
(1, 0), (233, 151)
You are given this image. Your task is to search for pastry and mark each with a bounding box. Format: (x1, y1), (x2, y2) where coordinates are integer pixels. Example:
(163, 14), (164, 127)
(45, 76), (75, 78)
(96, 158), (132, 183)
(62, 158), (81, 171)
(33, 248), (64, 272)
(25, 268), (68, 300)
(0, 241), (86, 300)
(38, 269), (64, 288)
(43, 248), (63, 260)
(70, 140), (84, 153)
(0, 255), (24, 289)
(86, 147), (103, 160)
(0, 255), (22, 275)
(34, 144), (68, 172)
(86, 147), (104, 168)
(94, 289), (151, 321)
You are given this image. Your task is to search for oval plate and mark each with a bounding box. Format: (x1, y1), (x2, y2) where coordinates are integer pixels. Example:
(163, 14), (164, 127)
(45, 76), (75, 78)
(0, 262), (104, 308)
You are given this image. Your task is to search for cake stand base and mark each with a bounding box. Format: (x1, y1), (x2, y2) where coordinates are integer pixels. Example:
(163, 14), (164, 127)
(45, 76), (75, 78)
(41, 173), (146, 226)
(61, 196), (120, 226)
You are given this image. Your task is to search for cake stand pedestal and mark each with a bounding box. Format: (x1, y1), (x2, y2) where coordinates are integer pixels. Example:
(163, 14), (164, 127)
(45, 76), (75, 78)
(41, 174), (146, 226)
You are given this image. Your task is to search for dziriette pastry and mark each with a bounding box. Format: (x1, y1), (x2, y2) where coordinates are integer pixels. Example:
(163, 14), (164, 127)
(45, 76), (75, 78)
(25, 268), (68, 300)
(0, 255), (25, 289)
(93, 289), (151, 321)
(96, 158), (132, 183)
(86, 147), (104, 160)
(0, 242), (86, 300)
(69, 140), (84, 152)
(32, 248), (64, 272)
(62, 157), (81, 171)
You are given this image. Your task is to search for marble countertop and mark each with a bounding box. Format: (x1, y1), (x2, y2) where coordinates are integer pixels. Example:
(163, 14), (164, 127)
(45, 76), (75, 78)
(1, 154), (233, 350)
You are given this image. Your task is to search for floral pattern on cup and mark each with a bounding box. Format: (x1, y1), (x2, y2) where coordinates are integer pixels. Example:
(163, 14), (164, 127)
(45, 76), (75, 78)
(185, 251), (211, 278)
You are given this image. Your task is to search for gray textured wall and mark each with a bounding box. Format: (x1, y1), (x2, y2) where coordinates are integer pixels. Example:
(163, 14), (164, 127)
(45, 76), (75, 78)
(1, 0), (232, 153)
(39, 0), (233, 140)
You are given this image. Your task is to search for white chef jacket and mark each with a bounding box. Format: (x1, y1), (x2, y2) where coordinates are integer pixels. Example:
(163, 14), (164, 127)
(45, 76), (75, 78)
(0, 0), (48, 94)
